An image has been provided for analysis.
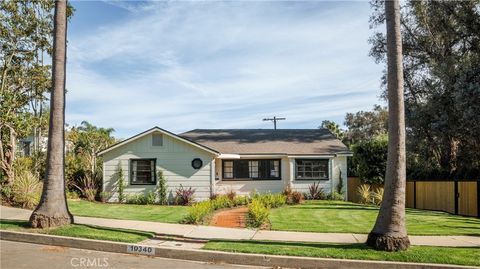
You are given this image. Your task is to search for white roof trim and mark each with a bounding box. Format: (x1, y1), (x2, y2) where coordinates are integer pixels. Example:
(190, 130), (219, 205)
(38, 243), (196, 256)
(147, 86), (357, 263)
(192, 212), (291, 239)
(98, 127), (219, 156)
(287, 155), (336, 159)
(217, 154), (241, 159)
(336, 153), (353, 157)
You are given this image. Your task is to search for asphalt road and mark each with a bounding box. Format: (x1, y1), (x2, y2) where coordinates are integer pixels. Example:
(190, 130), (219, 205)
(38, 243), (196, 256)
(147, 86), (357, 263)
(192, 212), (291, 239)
(0, 240), (267, 269)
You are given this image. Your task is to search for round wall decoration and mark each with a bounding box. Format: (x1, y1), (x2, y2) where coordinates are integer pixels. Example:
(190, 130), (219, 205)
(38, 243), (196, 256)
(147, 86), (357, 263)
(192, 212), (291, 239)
(191, 158), (203, 169)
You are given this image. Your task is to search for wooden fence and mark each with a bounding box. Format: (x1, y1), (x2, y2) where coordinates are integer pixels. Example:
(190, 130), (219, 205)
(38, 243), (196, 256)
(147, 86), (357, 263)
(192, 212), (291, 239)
(347, 177), (479, 217)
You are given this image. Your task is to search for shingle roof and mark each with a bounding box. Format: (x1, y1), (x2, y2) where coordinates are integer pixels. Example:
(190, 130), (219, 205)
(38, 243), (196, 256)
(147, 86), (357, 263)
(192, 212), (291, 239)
(179, 129), (350, 155)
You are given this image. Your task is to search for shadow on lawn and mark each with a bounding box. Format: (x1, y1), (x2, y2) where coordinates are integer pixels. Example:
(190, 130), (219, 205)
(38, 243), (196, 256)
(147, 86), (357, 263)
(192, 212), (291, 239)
(288, 205), (379, 211)
(0, 219), (155, 238)
(0, 219), (30, 228)
(212, 239), (372, 250)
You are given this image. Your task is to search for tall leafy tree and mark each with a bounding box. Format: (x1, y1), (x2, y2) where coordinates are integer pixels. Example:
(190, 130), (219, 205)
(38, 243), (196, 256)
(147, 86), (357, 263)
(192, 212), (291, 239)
(320, 120), (344, 140)
(369, 0), (480, 178)
(67, 121), (115, 180)
(343, 105), (388, 146)
(367, 0), (410, 251)
(0, 0), (54, 184)
(1, 1), (73, 184)
(30, 0), (72, 228)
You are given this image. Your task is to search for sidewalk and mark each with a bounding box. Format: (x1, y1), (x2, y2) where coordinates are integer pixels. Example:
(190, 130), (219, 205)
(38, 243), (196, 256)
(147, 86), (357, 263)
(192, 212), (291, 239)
(2, 205), (479, 247)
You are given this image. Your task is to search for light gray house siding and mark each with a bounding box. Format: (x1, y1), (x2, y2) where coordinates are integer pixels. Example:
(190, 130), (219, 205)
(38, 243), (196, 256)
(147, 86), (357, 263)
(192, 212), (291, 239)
(102, 131), (215, 202)
(214, 155), (348, 197)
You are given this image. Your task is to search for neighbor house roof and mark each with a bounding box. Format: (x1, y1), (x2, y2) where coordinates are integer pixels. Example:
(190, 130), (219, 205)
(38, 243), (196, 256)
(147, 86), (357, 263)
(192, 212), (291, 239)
(179, 129), (351, 155)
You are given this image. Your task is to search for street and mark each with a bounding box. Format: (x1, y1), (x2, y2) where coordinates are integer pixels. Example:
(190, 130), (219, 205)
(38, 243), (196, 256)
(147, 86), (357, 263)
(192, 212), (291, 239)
(0, 240), (267, 269)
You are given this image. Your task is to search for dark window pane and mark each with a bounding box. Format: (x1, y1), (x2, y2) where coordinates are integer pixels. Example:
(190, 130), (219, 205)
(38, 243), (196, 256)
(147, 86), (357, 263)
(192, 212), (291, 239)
(223, 161), (233, 178)
(131, 159), (155, 185)
(295, 159), (329, 180)
(235, 160), (249, 178)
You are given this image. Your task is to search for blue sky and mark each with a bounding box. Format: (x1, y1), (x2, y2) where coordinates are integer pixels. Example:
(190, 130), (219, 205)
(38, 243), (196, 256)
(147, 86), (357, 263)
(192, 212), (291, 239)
(66, 0), (385, 138)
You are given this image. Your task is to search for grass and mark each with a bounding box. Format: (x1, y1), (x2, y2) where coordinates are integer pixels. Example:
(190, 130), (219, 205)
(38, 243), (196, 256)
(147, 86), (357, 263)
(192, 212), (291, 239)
(204, 240), (480, 267)
(68, 199), (188, 223)
(270, 200), (480, 235)
(0, 219), (153, 243)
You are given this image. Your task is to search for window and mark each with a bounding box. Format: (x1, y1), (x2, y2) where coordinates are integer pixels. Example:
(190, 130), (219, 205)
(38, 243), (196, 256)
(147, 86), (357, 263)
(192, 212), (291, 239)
(223, 161), (233, 179)
(152, 133), (163, 146)
(130, 159), (156, 185)
(222, 159), (281, 180)
(295, 159), (329, 180)
(22, 141), (31, 156)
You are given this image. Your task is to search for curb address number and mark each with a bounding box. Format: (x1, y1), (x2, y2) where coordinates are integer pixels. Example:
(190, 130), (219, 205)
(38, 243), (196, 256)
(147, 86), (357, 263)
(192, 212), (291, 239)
(127, 245), (155, 255)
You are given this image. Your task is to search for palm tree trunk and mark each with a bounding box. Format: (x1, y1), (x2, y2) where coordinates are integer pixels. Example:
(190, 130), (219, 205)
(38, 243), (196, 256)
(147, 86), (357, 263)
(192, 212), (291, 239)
(30, 0), (73, 228)
(366, 0), (410, 251)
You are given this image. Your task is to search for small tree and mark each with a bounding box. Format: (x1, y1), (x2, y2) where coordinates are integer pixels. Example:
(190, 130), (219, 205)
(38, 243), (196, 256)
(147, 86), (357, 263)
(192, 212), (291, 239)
(336, 170), (345, 195)
(157, 170), (168, 205)
(352, 135), (388, 184)
(117, 164), (125, 203)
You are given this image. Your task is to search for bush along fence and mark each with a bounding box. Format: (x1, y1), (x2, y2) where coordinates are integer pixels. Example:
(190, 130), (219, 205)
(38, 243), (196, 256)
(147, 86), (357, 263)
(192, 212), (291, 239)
(348, 177), (479, 217)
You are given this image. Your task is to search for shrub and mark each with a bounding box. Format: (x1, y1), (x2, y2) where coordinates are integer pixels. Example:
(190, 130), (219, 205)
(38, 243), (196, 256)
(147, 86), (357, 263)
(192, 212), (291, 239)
(372, 187), (384, 205)
(74, 175), (98, 201)
(211, 195), (234, 209)
(125, 194), (142, 204)
(255, 193), (286, 208)
(233, 195), (249, 206)
(209, 193), (219, 200)
(307, 182), (326, 200)
(125, 191), (156, 205)
(99, 191), (111, 203)
(11, 171), (42, 209)
(145, 191), (156, 204)
(1, 185), (12, 202)
(175, 185), (196, 205)
(184, 201), (213, 224)
(357, 184), (371, 204)
(336, 170), (345, 195)
(157, 170), (168, 205)
(247, 198), (269, 228)
(328, 191), (344, 201)
(67, 190), (80, 200)
(116, 164), (125, 203)
(290, 191), (304, 204)
(283, 186), (304, 205)
(226, 189), (236, 200)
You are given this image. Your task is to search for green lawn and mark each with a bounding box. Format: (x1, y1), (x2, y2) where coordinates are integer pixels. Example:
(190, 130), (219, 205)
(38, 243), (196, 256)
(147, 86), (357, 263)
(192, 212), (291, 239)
(68, 200), (188, 223)
(0, 219), (153, 243)
(270, 200), (480, 235)
(204, 240), (480, 267)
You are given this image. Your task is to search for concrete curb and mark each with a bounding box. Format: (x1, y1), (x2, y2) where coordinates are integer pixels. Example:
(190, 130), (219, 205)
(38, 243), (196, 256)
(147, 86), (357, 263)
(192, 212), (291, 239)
(0, 230), (478, 269)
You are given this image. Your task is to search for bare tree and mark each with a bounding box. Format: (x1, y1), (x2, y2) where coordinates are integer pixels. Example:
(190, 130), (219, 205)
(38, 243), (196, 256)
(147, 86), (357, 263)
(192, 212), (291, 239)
(30, 0), (73, 228)
(366, 0), (410, 251)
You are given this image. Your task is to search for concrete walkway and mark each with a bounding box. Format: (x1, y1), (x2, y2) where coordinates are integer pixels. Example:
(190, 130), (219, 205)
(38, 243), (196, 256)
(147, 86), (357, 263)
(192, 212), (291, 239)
(2, 205), (479, 247)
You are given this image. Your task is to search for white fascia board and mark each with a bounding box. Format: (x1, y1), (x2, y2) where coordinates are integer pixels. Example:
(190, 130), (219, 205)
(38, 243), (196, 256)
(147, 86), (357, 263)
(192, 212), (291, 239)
(217, 154), (241, 159)
(336, 152), (353, 157)
(239, 154), (286, 159)
(287, 155), (336, 159)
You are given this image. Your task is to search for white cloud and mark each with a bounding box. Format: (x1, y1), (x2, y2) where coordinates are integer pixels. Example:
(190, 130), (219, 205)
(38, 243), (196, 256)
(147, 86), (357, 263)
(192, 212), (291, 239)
(66, 1), (384, 137)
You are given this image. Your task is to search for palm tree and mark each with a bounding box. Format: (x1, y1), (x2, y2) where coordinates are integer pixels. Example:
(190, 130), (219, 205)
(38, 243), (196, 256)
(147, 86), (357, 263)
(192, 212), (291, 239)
(366, 0), (410, 251)
(30, 0), (73, 228)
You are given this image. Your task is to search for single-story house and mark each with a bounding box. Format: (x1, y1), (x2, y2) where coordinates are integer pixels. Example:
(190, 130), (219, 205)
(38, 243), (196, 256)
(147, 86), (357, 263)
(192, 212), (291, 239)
(98, 127), (351, 202)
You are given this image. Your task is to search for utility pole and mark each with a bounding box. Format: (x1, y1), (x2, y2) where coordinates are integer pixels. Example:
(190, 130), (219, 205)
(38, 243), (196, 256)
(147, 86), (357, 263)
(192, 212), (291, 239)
(263, 116), (286, 130)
